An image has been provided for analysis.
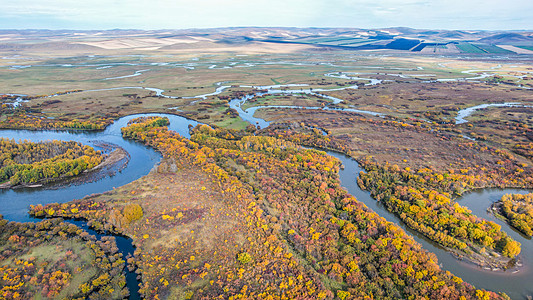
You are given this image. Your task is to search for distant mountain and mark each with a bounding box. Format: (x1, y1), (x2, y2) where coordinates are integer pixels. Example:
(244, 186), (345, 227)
(478, 33), (533, 46)
(438, 32), (468, 39)
(0, 41), (101, 51)
(249, 27), (533, 55)
(0, 27), (532, 55)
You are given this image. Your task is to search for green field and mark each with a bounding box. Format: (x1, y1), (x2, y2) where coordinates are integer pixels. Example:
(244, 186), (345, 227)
(472, 44), (514, 54)
(518, 46), (533, 51)
(456, 42), (485, 53)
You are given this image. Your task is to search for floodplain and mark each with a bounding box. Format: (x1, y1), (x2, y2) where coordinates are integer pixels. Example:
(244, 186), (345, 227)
(1, 29), (533, 299)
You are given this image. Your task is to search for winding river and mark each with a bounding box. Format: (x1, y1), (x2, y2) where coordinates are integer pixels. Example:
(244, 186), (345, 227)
(1, 112), (532, 299)
(0, 114), (199, 300)
(455, 103), (533, 124)
(1, 67), (532, 298)
(330, 151), (533, 299)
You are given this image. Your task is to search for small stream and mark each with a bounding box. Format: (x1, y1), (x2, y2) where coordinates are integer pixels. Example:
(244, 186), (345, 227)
(64, 219), (140, 300)
(455, 102), (533, 124)
(226, 78), (384, 128)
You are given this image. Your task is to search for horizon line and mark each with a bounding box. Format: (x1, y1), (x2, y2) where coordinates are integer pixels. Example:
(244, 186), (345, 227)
(0, 26), (532, 32)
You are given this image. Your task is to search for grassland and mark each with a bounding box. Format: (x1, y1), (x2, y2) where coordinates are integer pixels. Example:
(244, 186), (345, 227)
(241, 93), (328, 110)
(322, 80), (531, 122)
(42, 162), (252, 298)
(4, 51), (529, 128)
(2, 43), (533, 158)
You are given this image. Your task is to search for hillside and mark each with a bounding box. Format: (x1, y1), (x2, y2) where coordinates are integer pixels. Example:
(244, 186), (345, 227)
(1, 27), (532, 55)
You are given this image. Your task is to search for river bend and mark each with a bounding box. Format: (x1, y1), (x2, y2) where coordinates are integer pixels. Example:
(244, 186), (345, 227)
(1, 113), (532, 299)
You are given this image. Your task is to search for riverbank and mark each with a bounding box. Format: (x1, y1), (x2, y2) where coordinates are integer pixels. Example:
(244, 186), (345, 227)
(448, 246), (518, 272)
(0, 144), (129, 190)
(90, 143), (129, 172)
(2, 113), (533, 298)
(490, 196), (533, 238)
(311, 145), (523, 273)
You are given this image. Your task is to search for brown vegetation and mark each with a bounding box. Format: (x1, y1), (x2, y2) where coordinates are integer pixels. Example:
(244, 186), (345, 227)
(34, 117), (505, 299)
(259, 117), (533, 267)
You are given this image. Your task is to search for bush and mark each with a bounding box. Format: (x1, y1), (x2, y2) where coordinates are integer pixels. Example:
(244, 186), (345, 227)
(123, 204), (143, 223)
(236, 252), (252, 264)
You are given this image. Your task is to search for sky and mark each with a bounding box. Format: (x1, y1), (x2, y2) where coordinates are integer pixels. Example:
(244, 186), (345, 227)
(1, 0), (531, 30)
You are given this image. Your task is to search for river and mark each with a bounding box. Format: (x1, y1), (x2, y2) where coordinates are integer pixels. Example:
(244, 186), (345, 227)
(0, 114), (200, 300)
(1, 112), (532, 298)
(455, 103), (533, 124)
(328, 151), (533, 299)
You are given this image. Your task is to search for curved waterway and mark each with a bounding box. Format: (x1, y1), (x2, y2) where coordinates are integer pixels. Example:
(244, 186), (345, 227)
(0, 114), (200, 300)
(329, 151), (533, 299)
(456, 102), (533, 124)
(0, 114), (200, 222)
(226, 79), (384, 128)
(1, 112), (533, 298)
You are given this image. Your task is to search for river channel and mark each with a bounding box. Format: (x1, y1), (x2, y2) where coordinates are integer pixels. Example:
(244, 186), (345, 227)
(1, 112), (532, 298)
(0, 114), (200, 300)
(2, 66), (533, 299)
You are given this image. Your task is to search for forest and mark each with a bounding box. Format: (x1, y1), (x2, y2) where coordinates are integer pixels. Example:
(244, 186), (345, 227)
(0, 104), (114, 130)
(494, 193), (533, 236)
(0, 138), (104, 186)
(34, 117), (508, 299)
(356, 158), (521, 260)
(255, 121), (533, 268)
(0, 113), (113, 130)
